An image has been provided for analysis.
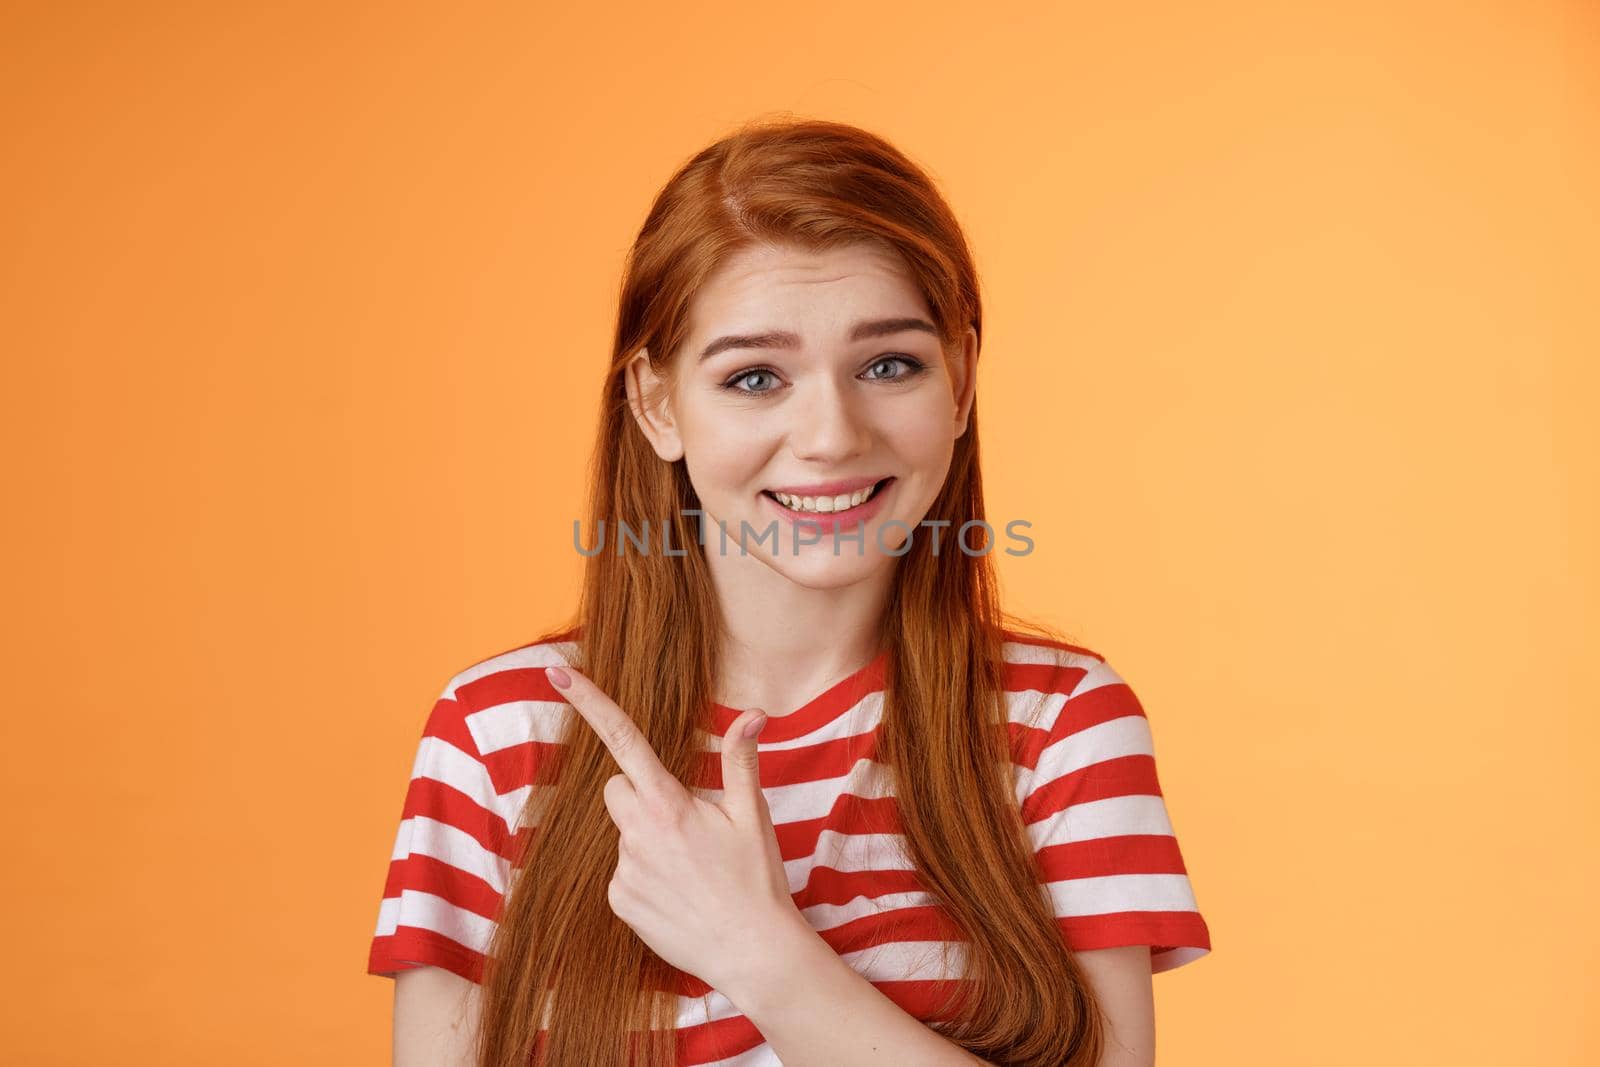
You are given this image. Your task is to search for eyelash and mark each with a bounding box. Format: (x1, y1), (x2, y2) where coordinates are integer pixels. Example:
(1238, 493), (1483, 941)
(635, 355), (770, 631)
(719, 354), (929, 396)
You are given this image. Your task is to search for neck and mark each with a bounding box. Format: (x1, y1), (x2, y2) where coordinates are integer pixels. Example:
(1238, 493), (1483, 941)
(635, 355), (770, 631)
(703, 538), (894, 716)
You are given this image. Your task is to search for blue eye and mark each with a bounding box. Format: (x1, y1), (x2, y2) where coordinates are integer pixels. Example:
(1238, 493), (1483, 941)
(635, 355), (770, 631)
(864, 354), (927, 380)
(722, 368), (781, 395)
(718, 355), (928, 396)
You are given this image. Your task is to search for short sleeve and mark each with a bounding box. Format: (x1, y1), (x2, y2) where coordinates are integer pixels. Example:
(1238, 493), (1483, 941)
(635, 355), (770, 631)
(1018, 654), (1212, 973)
(367, 679), (518, 984)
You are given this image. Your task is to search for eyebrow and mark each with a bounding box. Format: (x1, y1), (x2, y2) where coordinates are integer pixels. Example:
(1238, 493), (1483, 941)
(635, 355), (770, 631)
(697, 316), (939, 361)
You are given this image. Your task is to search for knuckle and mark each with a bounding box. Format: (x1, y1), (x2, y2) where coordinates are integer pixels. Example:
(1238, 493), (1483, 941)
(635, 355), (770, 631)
(605, 724), (635, 756)
(648, 797), (687, 829)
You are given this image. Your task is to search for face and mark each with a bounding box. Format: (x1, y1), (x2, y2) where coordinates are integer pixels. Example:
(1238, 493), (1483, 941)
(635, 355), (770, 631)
(625, 240), (978, 590)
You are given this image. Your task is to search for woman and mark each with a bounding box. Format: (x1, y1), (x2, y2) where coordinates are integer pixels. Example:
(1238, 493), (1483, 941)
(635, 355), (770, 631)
(367, 116), (1211, 1066)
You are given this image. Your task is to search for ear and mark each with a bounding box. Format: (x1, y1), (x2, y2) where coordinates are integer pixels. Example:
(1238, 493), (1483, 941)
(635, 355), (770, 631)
(624, 346), (685, 462)
(951, 324), (979, 438)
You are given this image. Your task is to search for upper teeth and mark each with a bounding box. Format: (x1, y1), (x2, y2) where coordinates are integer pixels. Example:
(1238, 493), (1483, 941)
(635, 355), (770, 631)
(773, 482), (882, 513)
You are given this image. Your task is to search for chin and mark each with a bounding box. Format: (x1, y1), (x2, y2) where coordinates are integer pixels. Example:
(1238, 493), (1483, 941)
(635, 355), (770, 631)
(755, 545), (889, 590)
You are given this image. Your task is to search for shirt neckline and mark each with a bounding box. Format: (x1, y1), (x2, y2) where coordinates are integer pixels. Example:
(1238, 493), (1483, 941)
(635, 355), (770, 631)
(709, 647), (890, 743)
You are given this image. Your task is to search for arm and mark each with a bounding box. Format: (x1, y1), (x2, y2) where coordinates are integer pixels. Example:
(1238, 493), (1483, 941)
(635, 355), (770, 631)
(727, 917), (1158, 1067)
(1074, 945), (1156, 1067)
(388, 931), (1153, 1067)
(392, 966), (481, 1067)
(723, 914), (993, 1066)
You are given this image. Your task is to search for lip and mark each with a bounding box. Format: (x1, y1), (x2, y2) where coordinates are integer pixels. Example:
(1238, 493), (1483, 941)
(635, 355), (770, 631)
(765, 475), (889, 497)
(760, 476), (895, 535)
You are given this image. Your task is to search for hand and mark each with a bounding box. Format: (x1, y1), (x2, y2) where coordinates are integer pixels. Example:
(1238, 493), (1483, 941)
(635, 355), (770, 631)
(544, 663), (810, 995)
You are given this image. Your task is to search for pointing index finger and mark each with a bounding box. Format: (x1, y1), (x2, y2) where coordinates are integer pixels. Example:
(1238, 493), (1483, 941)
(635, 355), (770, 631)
(545, 664), (680, 804)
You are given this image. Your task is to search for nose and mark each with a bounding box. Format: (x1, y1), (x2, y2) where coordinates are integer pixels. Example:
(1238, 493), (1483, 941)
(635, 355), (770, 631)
(786, 376), (872, 463)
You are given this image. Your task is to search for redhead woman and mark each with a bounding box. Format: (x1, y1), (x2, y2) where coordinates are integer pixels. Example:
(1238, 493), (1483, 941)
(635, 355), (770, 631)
(367, 117), (1211, 1066)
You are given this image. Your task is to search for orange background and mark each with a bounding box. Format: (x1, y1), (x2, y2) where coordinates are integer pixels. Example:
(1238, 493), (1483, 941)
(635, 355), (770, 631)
(2, 2), (1595, 1063)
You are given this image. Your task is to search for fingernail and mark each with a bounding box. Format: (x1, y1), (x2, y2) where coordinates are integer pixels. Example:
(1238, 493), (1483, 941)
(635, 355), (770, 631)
(742, 712), (767, 739)
(545, 666), (571, 689)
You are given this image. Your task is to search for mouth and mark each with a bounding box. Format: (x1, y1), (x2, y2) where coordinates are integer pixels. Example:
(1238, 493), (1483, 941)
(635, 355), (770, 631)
(761, 476), (895, 518)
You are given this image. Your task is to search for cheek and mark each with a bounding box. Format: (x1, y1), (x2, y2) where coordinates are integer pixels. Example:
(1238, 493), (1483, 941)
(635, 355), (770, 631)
(679, 415), (771, 497)
(882, 397), (958, 468)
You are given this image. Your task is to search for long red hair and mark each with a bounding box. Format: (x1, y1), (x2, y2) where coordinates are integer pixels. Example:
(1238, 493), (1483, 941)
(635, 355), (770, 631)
(474, 115), (1105, 1067)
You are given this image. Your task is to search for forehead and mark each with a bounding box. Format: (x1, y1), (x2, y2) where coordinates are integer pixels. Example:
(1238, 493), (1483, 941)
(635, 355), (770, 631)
(686, 241), (930, 333)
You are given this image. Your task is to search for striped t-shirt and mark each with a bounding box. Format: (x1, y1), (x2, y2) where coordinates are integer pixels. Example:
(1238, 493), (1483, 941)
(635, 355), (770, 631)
(367, 630), (1211, 1064)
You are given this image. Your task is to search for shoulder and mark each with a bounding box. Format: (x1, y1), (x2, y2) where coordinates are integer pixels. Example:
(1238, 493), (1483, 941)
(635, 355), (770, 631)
(997, 628), (1129, 713)
(441, 628), (581, 717)
(999, 628), (1108, 673)
(997, 628), (1152, 781)
(427, 628), (583, 792)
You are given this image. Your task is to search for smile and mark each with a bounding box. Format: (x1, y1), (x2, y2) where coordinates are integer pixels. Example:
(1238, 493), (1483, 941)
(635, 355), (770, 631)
(762, 476), (893, 515)
(755, 476), (896, 531)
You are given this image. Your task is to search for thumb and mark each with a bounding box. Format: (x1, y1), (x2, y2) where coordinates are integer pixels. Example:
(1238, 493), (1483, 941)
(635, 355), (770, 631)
(719, 707), (768, 820)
